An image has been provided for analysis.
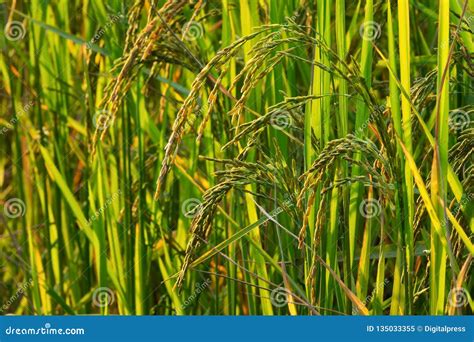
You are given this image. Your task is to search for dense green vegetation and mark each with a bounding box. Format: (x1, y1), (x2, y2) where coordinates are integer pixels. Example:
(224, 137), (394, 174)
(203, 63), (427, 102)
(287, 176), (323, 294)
(0, 0), (473, 315)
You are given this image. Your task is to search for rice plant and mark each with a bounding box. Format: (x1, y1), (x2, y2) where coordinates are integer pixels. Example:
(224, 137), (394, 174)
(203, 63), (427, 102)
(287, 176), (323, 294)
(0, 0), (472, 316)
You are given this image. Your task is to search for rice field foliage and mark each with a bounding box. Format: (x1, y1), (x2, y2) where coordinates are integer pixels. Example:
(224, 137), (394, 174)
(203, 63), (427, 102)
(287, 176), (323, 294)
(0, 0), (473, 315)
